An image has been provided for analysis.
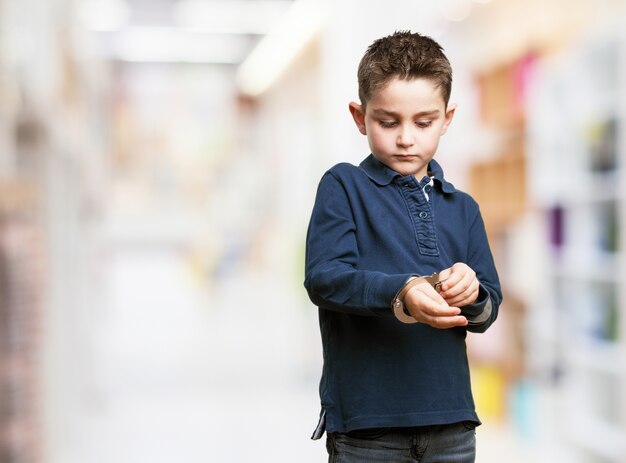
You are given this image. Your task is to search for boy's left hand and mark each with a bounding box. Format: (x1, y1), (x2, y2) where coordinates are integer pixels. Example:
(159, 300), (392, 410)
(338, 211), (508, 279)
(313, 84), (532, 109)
(437, 263), (480, 308)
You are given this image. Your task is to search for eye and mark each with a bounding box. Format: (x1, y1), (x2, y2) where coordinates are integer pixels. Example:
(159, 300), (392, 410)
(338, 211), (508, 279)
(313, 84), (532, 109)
(379, 120), (398, 128)
(416, 120), (433, 128)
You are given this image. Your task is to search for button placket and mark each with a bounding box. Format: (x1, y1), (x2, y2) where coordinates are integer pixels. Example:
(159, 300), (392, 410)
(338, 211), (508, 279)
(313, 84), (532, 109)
(398, 178), (439, 257)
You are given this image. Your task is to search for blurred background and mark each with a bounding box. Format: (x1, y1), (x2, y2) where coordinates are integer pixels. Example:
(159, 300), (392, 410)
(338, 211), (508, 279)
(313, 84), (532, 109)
(0, 0), (625, 461)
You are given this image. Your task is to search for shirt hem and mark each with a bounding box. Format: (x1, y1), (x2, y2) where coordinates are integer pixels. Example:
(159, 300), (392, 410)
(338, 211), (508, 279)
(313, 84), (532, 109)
(326, 409), (480, 434)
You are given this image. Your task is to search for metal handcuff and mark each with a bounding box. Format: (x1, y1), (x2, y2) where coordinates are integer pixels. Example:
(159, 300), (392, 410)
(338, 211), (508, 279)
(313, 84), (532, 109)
(392, 272), (447, 324)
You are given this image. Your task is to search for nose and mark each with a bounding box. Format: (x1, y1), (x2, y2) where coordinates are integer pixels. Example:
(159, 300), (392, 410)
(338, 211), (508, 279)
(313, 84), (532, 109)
(396, 124), (415, 148)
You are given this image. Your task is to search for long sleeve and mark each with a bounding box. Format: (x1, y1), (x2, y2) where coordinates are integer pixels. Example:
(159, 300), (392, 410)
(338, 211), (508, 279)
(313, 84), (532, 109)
(460, 207), (502, 333)
(304, 171), (412, 316)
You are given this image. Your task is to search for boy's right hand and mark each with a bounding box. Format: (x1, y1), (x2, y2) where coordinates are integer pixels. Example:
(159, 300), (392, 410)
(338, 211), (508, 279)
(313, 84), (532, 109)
(403, 279), (468, 329)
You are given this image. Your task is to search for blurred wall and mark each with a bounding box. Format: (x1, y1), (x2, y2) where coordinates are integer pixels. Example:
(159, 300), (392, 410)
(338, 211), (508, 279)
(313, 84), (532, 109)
(1, 1), (626, 462)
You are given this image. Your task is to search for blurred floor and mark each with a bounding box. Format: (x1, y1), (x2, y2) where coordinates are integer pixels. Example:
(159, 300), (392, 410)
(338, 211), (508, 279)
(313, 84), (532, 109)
(69, 239), (325, 462)
(68, 232), (526, 462)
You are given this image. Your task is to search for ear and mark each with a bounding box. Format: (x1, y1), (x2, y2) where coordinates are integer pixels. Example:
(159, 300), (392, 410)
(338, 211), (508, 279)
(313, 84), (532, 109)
(440, 103), (457, 136)
(349, 102), (367, 135)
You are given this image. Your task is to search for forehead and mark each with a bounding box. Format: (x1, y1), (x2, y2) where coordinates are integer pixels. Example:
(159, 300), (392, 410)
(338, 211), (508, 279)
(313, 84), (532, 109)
(367, 77), (446, 111)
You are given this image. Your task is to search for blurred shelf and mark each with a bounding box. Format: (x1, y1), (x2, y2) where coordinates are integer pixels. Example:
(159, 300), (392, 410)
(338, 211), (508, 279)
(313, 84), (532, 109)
(551, 251), (619, 282)
(527, 24), (626, 463)
(566, 341), (625, 375)
(548, 171), (621, 206)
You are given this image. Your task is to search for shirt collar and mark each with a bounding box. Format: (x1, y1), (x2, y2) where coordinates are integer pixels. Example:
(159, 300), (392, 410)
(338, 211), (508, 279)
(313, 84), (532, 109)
(359, 154), (457, 194)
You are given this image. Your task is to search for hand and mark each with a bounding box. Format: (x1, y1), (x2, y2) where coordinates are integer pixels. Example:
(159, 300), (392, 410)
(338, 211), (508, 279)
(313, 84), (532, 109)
(438, 263), (480, 308)
(403, 278), (468, 329)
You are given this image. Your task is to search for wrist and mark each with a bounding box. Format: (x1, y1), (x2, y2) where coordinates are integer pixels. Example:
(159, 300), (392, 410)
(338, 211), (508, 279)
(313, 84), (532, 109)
(391, 272), (443, 324)
(391, 276), (423, 324)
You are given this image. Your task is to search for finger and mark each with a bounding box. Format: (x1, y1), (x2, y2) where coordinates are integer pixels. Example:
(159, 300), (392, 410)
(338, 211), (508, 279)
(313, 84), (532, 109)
(441, 265), (476, 296)
(404, 294), (461, 320)
(425, 315), (468, 330)
(438, 267), (467, 293)
(438, 267), (451, 282)
(425, 285), (449, 306)
(422, 302), (462, 318)
(445, 286), (479, 308)
(444, 279), (478, 302)
(406, 282), (448, 306)
(441, 275), (476, 301)
(437, 265), (462, 286)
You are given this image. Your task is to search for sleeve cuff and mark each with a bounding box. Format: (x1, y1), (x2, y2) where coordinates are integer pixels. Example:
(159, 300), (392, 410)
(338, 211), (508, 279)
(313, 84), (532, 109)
(460, 285), (493, 325)
(365, 273), (416, 312)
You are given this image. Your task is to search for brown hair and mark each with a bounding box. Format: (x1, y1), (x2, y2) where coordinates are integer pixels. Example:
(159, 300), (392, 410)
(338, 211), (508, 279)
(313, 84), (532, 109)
(357, 31), (453, 108)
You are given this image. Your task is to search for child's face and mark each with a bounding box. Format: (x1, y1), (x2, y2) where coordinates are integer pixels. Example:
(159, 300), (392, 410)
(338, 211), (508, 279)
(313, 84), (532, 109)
(349, 77), (456, 179)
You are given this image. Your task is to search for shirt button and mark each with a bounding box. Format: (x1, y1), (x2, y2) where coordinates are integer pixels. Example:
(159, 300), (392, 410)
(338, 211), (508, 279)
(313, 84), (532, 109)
(425, 186), (432, 193)
(419, 211), (428, 219)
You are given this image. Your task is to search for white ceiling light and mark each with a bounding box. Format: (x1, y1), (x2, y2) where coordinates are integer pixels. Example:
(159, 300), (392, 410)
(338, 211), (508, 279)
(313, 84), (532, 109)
(236, 0), (327, 97)
(78, 0), (130, 32)
(439, 0), (473, 22)
(174, 0), (292, 34)
(104, 27), (252, 64)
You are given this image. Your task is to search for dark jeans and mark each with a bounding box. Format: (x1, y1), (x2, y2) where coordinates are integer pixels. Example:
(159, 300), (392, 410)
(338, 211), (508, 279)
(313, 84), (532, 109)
(326, 422), (477, 463)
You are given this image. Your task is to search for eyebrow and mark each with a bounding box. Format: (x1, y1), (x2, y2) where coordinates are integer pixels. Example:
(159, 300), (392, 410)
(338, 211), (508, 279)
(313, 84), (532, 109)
(371, 109), (441, 118)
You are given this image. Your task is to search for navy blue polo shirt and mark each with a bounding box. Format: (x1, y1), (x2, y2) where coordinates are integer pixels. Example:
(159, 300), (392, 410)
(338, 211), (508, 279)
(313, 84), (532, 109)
(304, 154), (502, 436)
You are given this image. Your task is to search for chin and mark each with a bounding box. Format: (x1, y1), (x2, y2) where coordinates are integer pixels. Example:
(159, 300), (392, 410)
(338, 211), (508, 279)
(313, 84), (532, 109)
(392, 164), (419, 176)
(396, 169), (417, 177)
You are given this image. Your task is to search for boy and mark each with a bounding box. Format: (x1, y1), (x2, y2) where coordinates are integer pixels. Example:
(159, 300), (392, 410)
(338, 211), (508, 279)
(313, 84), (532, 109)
(304, 31), (502, 462)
